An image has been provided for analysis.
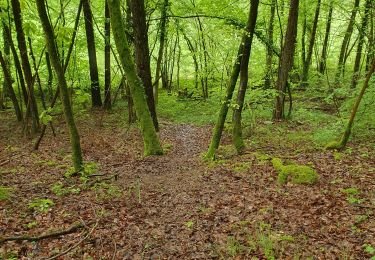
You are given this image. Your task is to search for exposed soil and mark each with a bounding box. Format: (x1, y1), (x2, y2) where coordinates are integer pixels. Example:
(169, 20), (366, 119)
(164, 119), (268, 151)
(0, 111), (374, 259)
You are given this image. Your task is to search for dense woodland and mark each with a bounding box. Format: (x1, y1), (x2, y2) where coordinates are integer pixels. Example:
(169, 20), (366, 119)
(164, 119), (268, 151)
(0, 0), (374, 258)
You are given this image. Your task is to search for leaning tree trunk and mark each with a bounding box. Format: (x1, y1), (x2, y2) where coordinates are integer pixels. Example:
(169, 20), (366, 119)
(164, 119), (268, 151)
(153, 0), (168, 104)
(11, 0), (40, 132)
(273, 0), (299, 120)
(130, 0), (159, 131)
(335, 0), (360, 83)
(327, 58), (375, 150)
(366, 3), (374, 71)
(108, 0), (163, 156)
(300, 0), (321, 87)
(0, 51), (22, 121)
(104, 0), (111, 109)
(232, 0), (260, 153)
(36, 0), (83, 171)
(351, 0), (371, 88)
(264, 0), (276, 89)
(82, 0), (102, 107)
(319, 3), (333, 74)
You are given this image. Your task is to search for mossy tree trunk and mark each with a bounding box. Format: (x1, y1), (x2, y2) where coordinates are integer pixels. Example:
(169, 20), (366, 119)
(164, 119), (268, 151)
(232, 0), (260, 153)
(82, 0), (102, 107)
(0, 51), (22, 121)
(319, 3), (333, 74)
(11, 0), (40, 132)
(129, 0), (159, 131)
(327, 58), (375, 150)
(36, 0), (83, 171)
(351, 0), (371, 89)
(264, 0), (276, 89)
(108, 0), (163, 156)
(104, 0), (112, 110)
(273, 0), (299, 120)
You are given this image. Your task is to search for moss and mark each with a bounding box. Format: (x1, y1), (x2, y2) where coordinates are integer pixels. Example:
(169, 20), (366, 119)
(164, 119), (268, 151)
(0, 186), (13, 201)
(272, 157), (319, 185)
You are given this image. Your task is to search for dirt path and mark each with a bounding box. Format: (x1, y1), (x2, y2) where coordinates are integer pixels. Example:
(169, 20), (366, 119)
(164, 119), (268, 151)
(0, 115), (374, 259)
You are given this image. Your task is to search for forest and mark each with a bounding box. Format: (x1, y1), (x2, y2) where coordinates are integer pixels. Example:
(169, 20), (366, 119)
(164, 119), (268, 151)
(0, 0), (374, 258)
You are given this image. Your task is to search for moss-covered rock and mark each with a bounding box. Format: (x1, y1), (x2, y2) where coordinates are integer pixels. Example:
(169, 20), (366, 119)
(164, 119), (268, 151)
(271, 158), (319, 185)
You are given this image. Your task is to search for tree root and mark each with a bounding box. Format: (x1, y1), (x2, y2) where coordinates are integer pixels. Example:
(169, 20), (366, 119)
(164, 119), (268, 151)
(0, 222), (86, 244)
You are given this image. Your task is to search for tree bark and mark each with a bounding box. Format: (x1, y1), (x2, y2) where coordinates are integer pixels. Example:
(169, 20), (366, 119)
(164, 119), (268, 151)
(11, 0), (40, 132)
(232, 0), (260, 153)
(36, 0), (83, 171)
(129, 0), (159, 131)
(300, 0), (321, 87)
(82, 0), (102, 107)
(108, 0), (163, 156)
(264, 0), (276, 89)
(273, 0), (299, 120)
(319, 3), (333, 74)
(104, 0), (111, 110)
(153, 0), (168, 104)
(351, 0), (371, 88)
(335, 0), (360, 83)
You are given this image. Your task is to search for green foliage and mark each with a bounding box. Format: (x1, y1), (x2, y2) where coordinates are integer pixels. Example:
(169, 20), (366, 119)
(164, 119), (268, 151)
(92, 182), (122, 201)
(185, 220), (194, 229)
(272, 158), (319, 185)
(51, 182), (81, 196)
(28, 198), (54, 213)
(0, 186), (13, 201)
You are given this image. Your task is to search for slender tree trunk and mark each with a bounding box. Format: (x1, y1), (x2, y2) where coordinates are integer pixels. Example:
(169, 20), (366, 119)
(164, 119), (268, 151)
(153, 0), (168, 104)
(0, 51), (22, 121)
(45, 52), (53, 101)
(351, 0), (371, 88)
(232, 0), (260, 153)
(129, 0), (159, 131)
(11, 0), (40, 132)
(327, 58), (375, 150)
(264, 0), (276, 89)
(273, 0), (299, 120)
(300, 0), (321, 87)
(301, 12), (306, 68)
(366, 3), (374, 71)
(182, 31), (199, 90)
(36, 0), (83, 171)
(104, 0), (111, 109)
(82, 0), (102, 107)
(108, 0), (163, 156)
(335, 0), (360, 83)
(319, 3), (333, 74)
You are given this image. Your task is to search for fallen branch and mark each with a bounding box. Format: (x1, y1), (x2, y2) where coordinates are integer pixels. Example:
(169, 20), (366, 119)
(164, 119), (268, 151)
(0, 222), (85, 244)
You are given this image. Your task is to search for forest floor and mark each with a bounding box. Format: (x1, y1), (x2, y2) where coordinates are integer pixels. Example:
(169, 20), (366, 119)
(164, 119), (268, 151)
(1, 102), (375, 259)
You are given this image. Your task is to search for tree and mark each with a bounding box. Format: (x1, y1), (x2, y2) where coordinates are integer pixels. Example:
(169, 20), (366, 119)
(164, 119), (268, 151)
(108, 0), (163, 156)
(104, 0), (111, 110)
(264, 0), (276, 89)
(232, 0), (260, 153)
(300, 0), (321, 87)
(273, 0), (299, 120)
(82, 0), (102, 107)
(327, 58), (375, 150)
(129, 0), (159, 131)
(319, 3), (333, 74)
(36, 0), (84, 171)
(11, 0), (40, 132)
(351, 0), (371, 88)
(153, 0), (169, 104)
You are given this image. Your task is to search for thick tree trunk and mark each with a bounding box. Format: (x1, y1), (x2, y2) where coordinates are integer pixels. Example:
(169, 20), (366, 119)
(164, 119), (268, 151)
(0, 51), (22, 121)
(82, 0), (102, 107)
(153, 0), (168, 104)
(319, 3), (333, 74)
(264, 0), (276, 89)
(36, 0), (83, 171)
(300, 0), (321, 87)
(232, 0), (260, 153)
(11, 0), (40, 132)
(351, 0), (371, 88)
(108, 0), (163, 156)
(335, 0), (360, 83)
(104, 0), (111, 110)
(129, 0), (159, 131)
(273, 0), (299, 120)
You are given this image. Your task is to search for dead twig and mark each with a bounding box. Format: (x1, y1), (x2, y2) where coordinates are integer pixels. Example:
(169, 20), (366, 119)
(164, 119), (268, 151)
(0, 222), (86, 244)
(44, 221), (98, 260)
